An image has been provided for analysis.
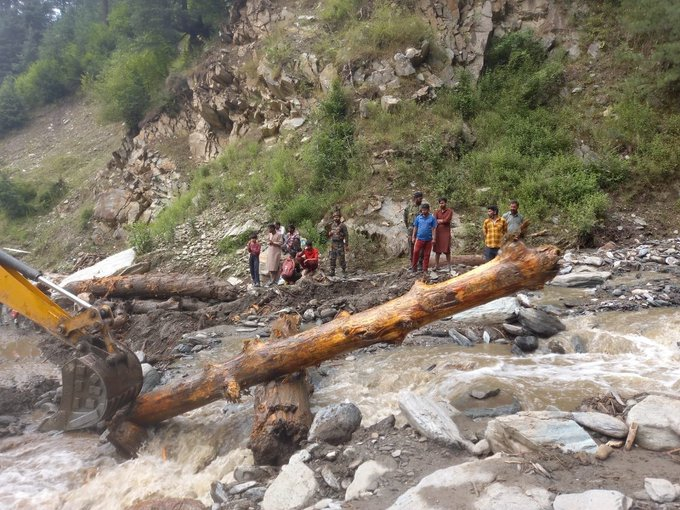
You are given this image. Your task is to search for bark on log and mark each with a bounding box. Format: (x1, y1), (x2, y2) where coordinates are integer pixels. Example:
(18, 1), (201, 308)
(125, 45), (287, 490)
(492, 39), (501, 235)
(64, 274), (238, 301)
(120, 242), (560, 430)
(248, 371), (313, 465)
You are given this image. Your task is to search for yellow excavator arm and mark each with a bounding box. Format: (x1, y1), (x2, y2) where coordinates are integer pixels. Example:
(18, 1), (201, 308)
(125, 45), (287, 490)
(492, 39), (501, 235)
(0, 249), (142, 431)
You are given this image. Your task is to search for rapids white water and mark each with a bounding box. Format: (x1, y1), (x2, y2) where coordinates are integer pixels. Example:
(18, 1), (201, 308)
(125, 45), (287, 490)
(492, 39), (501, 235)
(1, 287), (679, 509)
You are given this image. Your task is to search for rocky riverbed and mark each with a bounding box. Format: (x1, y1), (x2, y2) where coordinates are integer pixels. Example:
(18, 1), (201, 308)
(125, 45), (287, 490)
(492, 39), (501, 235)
(2, 239), (680, 509)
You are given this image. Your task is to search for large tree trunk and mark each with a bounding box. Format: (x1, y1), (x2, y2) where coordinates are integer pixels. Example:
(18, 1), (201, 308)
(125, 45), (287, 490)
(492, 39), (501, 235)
(248, 371), (313, 465)
(120, 242), (559, 430)
(64, 274), (238, 302)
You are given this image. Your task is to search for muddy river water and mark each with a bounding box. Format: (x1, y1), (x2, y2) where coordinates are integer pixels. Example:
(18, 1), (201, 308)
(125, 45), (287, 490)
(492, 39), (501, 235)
(1, 283), (679, 509)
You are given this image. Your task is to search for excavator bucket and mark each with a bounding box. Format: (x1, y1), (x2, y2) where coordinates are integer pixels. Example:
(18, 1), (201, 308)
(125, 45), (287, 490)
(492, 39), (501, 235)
(40, 346), (143, 431)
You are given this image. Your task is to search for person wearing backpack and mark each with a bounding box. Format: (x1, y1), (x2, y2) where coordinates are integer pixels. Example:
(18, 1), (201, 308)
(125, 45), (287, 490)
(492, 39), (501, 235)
(280, 254), (301, 284)
(245, 232), (261, 287)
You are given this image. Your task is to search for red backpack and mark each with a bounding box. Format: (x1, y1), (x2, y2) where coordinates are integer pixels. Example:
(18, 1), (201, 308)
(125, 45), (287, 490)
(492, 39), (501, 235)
(281, 257), (296, 278)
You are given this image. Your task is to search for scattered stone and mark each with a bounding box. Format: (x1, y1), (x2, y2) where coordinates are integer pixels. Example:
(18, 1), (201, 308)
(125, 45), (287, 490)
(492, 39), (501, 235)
(550, 271), (611, 288)
(344, 460), (391, 501)
(594, 443), (613, 460)
(644, 477), (679, 503)
(261, 458), (318, 510)
(553, 490), (632, 510)
(321, 465), (341, 490)
(469, 388), (500, 400)
(447, 328), (472, 346)
(514, 335), (538, 352)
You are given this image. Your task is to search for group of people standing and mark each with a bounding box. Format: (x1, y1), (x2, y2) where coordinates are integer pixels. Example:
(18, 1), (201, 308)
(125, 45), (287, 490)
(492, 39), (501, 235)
(245, 212), (349, 287)
(482, 199), (524, 261)
(405, 191), (525, 273)
(245, 193), (524, 287)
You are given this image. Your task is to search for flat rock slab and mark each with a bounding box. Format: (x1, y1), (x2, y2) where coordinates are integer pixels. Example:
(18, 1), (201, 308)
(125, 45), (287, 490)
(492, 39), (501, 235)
(549, 271), (611, 288)
(626, 395), (680, 451)
(398, 391), (472, 449)
(261, 458), (318, 510)
(485, 411), (598, 454)
(388, 456), (551, 510)
(345, 460), (391, 501)
(449, 297), (519, 324)
(572, 411), (628, 439)
(553, 489), (632, 510)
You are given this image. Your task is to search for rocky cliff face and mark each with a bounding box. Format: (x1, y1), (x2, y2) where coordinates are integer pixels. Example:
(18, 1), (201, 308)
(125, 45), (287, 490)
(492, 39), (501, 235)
(91, 0), (577, 246)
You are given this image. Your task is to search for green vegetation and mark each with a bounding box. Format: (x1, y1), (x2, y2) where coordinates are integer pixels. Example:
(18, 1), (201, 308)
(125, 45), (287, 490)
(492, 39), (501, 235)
(0, 0), (230, 134)
(0, 173), (66, 219)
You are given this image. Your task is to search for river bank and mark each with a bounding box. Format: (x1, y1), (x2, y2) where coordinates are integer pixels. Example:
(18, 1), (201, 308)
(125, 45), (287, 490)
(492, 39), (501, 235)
(1, 240), (680, 509)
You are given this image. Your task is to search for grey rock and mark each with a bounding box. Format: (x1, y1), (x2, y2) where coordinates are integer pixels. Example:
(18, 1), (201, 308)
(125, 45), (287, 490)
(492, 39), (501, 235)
(644, 478), (678, 503)
(463, 399), (521, 419)
(243, 486), (266, 502)
(140, 363), (161, 394)
(262, 458), (318, 510)
(234, 465), (276, 483)
(448, 328), (472, 346)
(367, 414), (396, 433)
(309, 403), (362, 445)
(469, 388), (500, 400)
(486, 411), (598, 454)
(321, 465), (341, 490)
(502, 323), (524, 336)
(514, 335), (539, 352)
(230, 481), (259, 495)
(550, 271), (611, 287)
(380, 95), (401, 112)
(626, 395), (680, 450)
(211, 481), (230, 503)
(517, 308), (566, 338)
(303, 309), (316, 321)
(571, 335), (587, 353)
(398, 391), (472, 449)
(450, 297), (519, 324)
(345, 460), (391, 501)
(572, 412), (628, 438)
(319, 308), (337, 319)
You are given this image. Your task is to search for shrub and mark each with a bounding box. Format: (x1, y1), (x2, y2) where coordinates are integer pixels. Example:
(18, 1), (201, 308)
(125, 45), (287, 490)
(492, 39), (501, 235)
(0, 173), (37, 218)
(217, 231), (251, 254)
(0, 78), (27, 134)
(319, 0), (360, 28)
(127, 223), (154, 254)
(340, 3), (432, 61)
(92, 47), (172, 128)
(15, 59), (71, 107)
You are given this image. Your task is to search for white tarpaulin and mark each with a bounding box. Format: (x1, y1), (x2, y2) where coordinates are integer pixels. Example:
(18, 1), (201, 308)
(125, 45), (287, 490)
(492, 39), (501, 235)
(59, 248), (136, 286)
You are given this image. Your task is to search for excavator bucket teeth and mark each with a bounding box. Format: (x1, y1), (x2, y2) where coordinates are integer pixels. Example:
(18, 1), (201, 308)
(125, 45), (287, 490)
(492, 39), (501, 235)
(39, 346), (143, 432)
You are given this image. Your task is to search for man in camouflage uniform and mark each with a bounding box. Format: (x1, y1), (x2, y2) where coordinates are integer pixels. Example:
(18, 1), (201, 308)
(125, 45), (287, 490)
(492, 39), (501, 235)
(328, 210), (349, 276)
(404, 191), (424, 270)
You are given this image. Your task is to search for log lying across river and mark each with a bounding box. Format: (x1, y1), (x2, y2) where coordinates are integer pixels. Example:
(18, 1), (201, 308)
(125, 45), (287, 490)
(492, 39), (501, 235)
(64, 274), (239, 301)
(120, 241), (560, 429)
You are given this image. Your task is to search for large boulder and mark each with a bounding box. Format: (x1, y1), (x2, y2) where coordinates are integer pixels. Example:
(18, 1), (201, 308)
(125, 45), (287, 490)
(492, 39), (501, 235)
(626, 395), (680, 451)
(308, 403), (362, 445)
(485, 411), (598, 454)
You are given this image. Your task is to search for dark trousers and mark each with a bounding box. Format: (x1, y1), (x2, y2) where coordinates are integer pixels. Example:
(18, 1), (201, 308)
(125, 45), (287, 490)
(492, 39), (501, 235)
(412, 239), (433, 272)
(329, 242), (346, 272)
(249, 254), (260, 285)
(484, 246), (500, 261)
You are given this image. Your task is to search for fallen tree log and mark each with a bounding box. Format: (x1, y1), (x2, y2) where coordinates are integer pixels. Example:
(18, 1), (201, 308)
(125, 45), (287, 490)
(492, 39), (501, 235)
(64, 274), (238, 301)
(119, 242), (559, 433)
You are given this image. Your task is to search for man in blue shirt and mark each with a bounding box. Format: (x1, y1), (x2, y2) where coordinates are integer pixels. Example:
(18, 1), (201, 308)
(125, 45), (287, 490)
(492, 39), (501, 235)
(411, 203), (437, 272)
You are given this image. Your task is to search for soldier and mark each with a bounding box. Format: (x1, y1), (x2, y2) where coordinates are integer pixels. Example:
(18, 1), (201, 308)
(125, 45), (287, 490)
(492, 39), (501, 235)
(328, 210), (349, 277)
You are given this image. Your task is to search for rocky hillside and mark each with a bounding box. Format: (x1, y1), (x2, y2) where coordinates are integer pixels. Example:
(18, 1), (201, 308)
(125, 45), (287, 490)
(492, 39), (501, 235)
(2, 0), (678, 271)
